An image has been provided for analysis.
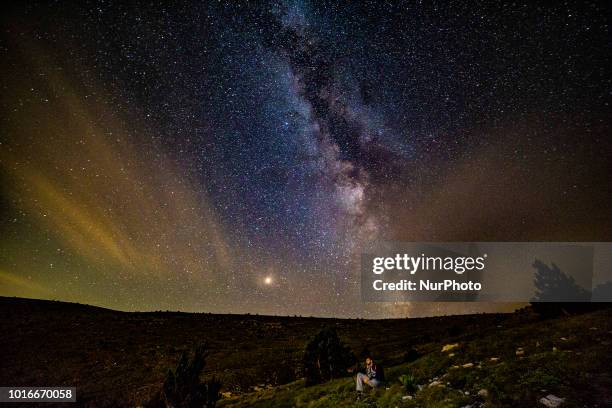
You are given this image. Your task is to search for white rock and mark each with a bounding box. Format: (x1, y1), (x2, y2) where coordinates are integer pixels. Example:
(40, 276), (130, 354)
(462, 362), (474, 368)
(402, 395), (413, 400)
(539, 394), (565, 407)
(477, 388), (489, 398)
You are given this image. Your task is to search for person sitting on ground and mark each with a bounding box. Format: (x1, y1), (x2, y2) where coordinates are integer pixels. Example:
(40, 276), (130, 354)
(356, 354), (384, 397)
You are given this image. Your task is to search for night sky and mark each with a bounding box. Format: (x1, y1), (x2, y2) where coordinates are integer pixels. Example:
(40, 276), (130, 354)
(1, 1), (610, 317)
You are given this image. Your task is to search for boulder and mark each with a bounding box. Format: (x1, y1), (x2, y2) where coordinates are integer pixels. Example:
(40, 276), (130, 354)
(539, 394), (565, 407)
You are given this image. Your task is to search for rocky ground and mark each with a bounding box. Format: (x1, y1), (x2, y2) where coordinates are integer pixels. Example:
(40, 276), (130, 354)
(220, 307), (612, 407)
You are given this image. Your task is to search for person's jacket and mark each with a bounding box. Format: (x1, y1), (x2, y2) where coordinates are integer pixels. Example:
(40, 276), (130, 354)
(366, 363), (384, 381)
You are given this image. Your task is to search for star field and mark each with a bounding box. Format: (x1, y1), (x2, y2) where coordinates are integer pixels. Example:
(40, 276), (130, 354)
(0, 1), (610, 317)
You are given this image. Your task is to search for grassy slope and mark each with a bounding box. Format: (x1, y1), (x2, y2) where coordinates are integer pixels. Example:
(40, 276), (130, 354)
(2, 297), (610, 406)
(220, 308), (612, 407)
(1, 296), (519, 405)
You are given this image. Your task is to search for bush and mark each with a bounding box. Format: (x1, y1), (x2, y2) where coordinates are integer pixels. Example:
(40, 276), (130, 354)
(271, 362), (296, 385)
(148, 343), (221, 408)
(303, 327), (356, 386)
(398, 373), (418, 393)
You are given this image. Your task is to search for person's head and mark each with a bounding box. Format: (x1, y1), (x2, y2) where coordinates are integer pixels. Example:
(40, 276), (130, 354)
(365, 355), (373, 366)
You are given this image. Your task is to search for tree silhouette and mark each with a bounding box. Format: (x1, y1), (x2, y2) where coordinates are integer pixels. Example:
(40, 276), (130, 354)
(532, 260), (591, 302)
(148, 342), (221, 408)
(303, 327), (355, 386)
(530, 259), (603, 318)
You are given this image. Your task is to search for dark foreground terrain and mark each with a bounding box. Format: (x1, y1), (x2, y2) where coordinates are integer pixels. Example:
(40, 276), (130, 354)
(1, 297), (611, 407)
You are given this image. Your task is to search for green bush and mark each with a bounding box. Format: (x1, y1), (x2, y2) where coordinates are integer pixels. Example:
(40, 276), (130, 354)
(398, 373), (418, 393)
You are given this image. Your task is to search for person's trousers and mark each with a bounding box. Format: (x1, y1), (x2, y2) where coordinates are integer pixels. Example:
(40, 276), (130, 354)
(356, 373), (380, 391)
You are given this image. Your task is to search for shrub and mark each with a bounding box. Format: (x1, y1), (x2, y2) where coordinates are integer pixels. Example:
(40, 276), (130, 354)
(271, 362), (296, 385)
(398, 373), (418, 393)
(148, 343), (221, 408)
(303, 327), (356, 386)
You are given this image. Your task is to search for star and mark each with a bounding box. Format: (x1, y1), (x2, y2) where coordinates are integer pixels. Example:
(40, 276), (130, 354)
(0, 0), (609, 318)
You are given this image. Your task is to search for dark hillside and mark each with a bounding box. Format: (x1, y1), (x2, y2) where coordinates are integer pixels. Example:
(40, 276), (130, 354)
(2, 297), (609, 406)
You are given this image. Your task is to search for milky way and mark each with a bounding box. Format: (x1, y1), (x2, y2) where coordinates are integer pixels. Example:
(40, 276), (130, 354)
(1, 1), (610, 317)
